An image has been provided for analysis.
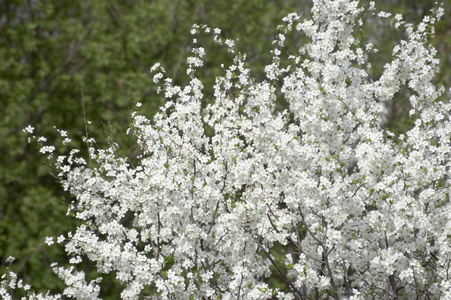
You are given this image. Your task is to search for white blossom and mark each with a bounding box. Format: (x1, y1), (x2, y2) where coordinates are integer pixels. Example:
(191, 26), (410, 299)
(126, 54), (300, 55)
(45, 237), (54, 246)
(23, 125), (34, 134)
(4, 1), (451, 299)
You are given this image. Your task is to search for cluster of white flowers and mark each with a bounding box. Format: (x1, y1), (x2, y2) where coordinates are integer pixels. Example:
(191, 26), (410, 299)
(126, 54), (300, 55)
(1, 258), (56, 300)
(4, 0), (451, 298)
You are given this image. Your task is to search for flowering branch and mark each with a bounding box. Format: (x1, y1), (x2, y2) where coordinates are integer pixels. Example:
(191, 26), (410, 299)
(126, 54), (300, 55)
(6, 0), (451, 299)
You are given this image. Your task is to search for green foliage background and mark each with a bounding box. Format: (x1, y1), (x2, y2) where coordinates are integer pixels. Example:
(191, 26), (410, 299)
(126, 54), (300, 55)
(0, 0), (450, 298)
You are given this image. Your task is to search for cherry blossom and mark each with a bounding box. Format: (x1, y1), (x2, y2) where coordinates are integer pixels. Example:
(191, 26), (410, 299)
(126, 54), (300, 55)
(3, 0), (450, 299)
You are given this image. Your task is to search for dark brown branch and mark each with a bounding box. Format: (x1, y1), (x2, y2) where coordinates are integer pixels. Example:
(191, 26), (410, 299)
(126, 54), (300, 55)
(251, 234), (304, 298)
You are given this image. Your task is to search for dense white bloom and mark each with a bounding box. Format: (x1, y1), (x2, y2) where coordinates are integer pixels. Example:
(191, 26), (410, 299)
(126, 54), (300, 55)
(5, 1), (451, 299)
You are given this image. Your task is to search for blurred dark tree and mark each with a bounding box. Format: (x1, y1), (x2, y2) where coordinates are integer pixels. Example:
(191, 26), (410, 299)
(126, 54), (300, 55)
(0, 0), (449, 298)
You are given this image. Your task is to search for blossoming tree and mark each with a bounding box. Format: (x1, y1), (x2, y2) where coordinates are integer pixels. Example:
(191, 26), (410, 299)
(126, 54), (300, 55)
(3, 0), (451, 299)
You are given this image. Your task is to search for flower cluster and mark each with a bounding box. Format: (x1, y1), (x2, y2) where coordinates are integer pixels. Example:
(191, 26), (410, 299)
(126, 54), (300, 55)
(4, 0), (451, 298)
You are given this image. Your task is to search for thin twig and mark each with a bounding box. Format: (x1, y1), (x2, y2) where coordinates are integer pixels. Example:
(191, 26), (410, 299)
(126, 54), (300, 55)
(251, 233), (304, 298)
(81, 87), (91, 168)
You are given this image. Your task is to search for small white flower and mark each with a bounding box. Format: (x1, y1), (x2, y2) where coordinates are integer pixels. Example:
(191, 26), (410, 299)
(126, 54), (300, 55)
(378, 11), (392, 18)
(436, 7), (445, 19)
(57, 235), (65, 243)
(150, 63), (160, 72)
(225, 39), (235, 48)
(153, 73), (163, 83)
(39, 145), (55, 154)
(45, 237), (54, 246)
(23, 125), (34, 134)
